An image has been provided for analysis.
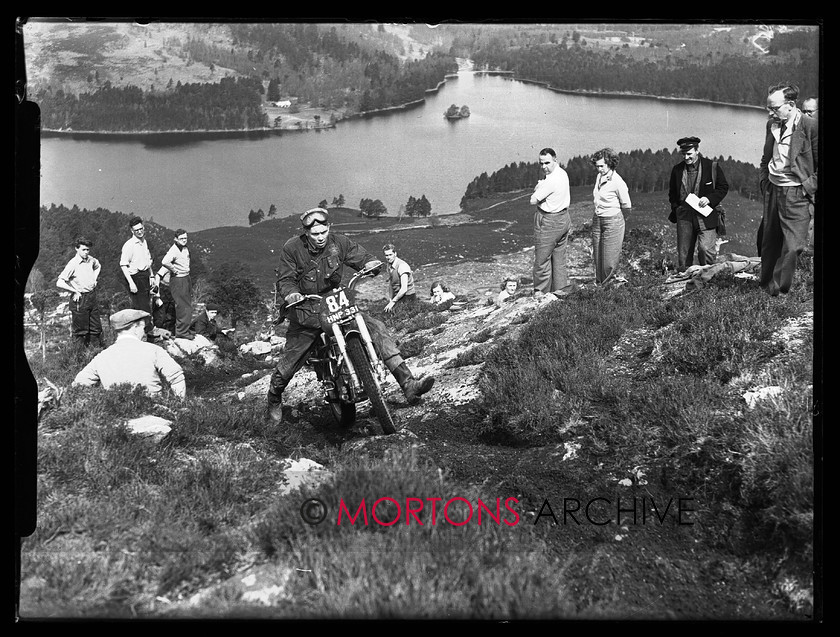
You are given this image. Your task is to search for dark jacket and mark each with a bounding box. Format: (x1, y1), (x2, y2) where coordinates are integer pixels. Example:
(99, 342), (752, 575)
(759, 113), (818, 201)
(190, 311), (219, 340)
(276, 232), (377, 328)
(668, 155), (729, 228)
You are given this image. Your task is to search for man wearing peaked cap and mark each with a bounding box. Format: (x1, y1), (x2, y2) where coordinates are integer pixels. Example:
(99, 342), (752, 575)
(72, 308), (186, 398)
(668, 136), (729, 270)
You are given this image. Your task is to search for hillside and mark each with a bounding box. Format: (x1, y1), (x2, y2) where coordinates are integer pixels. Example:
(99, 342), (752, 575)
(193, 186), (765, 294)
(18, 187), (817, 619)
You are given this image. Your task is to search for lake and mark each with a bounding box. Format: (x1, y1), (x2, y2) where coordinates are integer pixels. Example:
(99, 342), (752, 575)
(38, 71), (770, 232)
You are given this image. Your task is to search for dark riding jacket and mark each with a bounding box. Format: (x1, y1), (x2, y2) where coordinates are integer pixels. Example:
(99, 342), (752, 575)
(276, 232), (376, 328)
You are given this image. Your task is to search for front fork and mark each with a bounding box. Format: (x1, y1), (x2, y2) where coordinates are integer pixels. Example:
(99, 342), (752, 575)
(353, 315), (388, 383)
(331, 323), (361, 392)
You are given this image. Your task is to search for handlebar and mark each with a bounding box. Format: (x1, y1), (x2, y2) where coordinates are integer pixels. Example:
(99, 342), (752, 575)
(285, 260), (383, 308)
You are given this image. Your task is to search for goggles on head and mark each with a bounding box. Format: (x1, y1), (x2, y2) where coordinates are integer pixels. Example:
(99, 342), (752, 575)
(301, 208), (330, 228)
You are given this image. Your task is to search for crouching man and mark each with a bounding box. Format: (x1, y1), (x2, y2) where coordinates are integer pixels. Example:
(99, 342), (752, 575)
(72, 309), (186, 399)
(266, 208), (434, 423)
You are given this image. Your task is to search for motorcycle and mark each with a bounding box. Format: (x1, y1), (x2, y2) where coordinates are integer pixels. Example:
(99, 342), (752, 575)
(285, 261), (397, 435)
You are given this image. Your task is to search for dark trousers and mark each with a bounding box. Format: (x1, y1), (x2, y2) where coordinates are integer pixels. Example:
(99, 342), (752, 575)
(70, 289), (103, 346)
(169, 275), (193, 338)
(268, 313), (403, 401)
(759, 184), (811, 295)
(128, 269), (154, 335)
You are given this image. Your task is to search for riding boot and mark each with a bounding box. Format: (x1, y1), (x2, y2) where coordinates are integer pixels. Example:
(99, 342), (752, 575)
(391, 362), (434, 405)
(266, 389), (284, 423)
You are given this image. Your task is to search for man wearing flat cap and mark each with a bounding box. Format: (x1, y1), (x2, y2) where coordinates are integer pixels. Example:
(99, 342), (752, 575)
(668, 137), (729, 270)
(72, 308), (186, 399)
(267, 207), (434, 423)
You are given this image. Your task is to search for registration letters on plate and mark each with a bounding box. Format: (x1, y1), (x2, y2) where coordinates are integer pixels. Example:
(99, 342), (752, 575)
(323, 289), (358, 324)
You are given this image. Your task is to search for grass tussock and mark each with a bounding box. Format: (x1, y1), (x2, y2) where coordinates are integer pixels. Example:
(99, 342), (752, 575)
(22, 383), (291, 617)
(473, 228), (814, 565)
(247, 448), (575, 618)
(364, 297), (451, 335)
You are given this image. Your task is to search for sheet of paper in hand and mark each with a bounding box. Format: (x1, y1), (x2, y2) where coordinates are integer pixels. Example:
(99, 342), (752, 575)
(685, 193), (712, 216)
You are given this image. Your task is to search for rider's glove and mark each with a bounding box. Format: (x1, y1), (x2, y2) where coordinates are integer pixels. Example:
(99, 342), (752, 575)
(285, 292), (304, 305)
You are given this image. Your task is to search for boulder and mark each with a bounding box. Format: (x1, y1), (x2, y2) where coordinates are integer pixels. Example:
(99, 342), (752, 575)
(162, 334), (221, 366)
(743, 386), (784, 409)
(278, 457), (328, 496)
(124, 415), (172, 443)
(239, 340), (272, 356)
(241, 368), (321, 405)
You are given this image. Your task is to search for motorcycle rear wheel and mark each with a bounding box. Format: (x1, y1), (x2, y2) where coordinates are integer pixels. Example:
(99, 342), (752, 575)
(345, 334), (397, 435)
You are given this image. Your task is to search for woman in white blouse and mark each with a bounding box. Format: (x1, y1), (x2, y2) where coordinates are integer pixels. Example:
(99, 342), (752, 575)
(590, 148), (632, 286)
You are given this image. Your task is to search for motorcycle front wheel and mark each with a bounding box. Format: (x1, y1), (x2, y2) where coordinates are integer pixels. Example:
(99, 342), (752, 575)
(345, 334), (397, 435)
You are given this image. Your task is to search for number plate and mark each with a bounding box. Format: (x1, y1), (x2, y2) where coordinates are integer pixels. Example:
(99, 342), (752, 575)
(322, 289), (359, 324)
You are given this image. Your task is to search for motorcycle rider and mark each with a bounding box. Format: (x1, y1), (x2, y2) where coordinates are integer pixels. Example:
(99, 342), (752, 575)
(267, 208), (435, 423)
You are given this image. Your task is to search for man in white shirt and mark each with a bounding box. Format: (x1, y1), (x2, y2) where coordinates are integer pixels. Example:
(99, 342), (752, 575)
(73, 309), (186, 399)
(529, 147), (572, 298)
(56, 236), (104, 348)
(157, 229), (193, 340)
(382, 243), (416, 312)
(120, 216), (158, 341)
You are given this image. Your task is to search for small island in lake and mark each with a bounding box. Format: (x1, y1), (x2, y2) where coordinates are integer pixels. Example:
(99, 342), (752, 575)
(444, 104), (471, 119)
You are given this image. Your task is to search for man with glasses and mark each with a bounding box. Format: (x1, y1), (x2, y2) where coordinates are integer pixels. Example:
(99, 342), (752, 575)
(120, 216), (159, 341)
(157, 229), (193, 340)
(266, 208), (434, 423)
(529, 147), (572, 299)
(667, 136), (729, 271)
(758, 83), (818, 296)
(801, 97), (818, 120)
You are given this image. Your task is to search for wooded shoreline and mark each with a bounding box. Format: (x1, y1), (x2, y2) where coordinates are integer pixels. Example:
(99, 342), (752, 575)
(36, 69), (765, 140)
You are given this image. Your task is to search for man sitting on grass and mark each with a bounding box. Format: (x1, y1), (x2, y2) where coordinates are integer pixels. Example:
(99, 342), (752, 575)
(72, 309), (186, 399)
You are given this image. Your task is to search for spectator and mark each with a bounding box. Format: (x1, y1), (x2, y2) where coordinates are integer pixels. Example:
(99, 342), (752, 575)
(55, 236), (104, 348)
(529, 147), (572, 299)
(668, 137), (729, 271)
(191, 302), (222, 341)
(590, 148), (632, 286)
(72, 309), (186, 399)
(157, 229), (193, 340)
(758, 83), (818, 296)
(429, 281), (456, 305)
(496, 277), (519, 307)
(801, 97), (818, 120)
(383, 243), (417, 312)
(267, 208), (434, 423)
(799, 97), (818, 250)
(119, 216), (158, 341)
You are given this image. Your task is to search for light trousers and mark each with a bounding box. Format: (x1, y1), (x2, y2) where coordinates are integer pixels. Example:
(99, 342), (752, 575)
(591, 212), (625, 285)
(533, 208), (571, 293)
